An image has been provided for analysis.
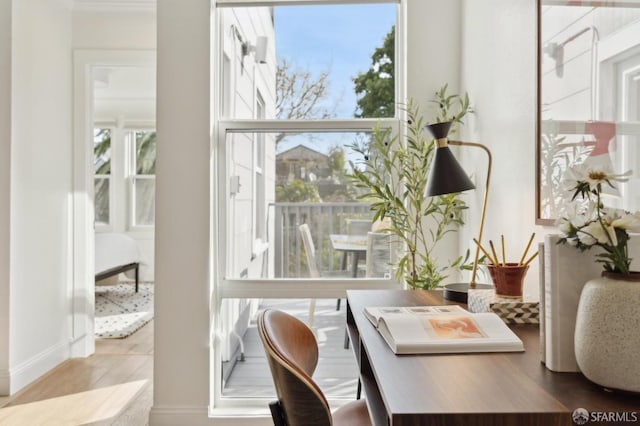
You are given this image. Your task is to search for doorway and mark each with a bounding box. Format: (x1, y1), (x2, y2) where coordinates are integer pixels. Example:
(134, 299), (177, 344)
(72, 50), (156, 356)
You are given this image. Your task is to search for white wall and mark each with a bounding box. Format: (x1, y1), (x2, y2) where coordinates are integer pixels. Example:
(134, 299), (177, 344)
(0, 0), (12, 394)
(461, 0), (544, 300)
(151, 0), (212, 424)
(73, 10), (156, 50)
(6, 0), (73, 394)
(407, 0), (462, 116)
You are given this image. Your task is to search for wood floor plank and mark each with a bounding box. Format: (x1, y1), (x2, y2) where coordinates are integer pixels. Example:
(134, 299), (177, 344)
(0, 320), (155, 426)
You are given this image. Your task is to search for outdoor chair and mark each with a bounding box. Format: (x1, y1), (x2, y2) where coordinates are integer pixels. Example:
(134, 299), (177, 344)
(298, 224), (350, 327)
(258, 309), (372, 426)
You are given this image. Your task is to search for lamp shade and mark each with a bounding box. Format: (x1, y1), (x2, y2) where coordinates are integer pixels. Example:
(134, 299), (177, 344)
(425, 146), (476, 196)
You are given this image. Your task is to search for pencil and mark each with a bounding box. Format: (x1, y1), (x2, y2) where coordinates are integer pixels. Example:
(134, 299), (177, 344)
(501, 235), (506, 266)
(523, 250), (539, 266)
(473, 238), (497, 265)
(489, 240), (500, 267)
(519, 232), (536, 265)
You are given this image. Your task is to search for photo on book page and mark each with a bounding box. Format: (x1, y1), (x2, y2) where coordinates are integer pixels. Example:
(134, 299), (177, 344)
(422, 316), (488, 340)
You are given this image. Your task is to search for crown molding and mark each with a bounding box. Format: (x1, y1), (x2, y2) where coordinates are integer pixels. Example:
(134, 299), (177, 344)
(73, 0), (156, 13)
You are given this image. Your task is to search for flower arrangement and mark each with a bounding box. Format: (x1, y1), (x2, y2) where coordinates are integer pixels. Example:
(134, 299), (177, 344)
(556, 164), (640, 274)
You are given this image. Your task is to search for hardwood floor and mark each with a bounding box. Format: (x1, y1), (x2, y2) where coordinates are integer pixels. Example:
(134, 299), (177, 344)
(0, 298), (358, 425)
(0, 320), (154, 426)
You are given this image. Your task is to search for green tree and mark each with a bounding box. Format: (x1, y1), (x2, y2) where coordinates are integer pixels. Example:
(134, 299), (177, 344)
(135, 131), (157, 174)
(275, 179), (320, 203)
(94, 129), (111, 223)
(353, 26), (395, 118)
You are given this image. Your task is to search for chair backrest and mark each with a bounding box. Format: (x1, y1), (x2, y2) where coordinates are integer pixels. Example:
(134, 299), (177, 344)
(365, 232), (392, 278)
(346, 219), (372, 235)
(258, 309), (332, 426)
(299, 224), (321, 278)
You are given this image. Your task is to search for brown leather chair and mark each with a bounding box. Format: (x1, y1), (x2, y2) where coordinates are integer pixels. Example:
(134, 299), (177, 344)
(258, 309), (372, 426)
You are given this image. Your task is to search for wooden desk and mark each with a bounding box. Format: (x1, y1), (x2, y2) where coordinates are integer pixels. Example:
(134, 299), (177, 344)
(346, 290), (640, 426)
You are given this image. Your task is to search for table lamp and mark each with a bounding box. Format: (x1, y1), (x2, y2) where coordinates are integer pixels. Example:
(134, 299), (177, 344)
(425, 121), (493, 303)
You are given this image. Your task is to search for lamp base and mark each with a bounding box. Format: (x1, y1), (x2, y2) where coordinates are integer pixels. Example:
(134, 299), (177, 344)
(443, 282), (494, 304)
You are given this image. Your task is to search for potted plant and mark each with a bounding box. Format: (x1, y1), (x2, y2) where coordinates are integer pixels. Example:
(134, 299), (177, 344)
(557, 163), (640, 392)
(347, 86), (472, 289)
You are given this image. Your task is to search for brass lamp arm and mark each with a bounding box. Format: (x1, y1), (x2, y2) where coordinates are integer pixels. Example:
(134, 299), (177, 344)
(448, 140), (492, 287)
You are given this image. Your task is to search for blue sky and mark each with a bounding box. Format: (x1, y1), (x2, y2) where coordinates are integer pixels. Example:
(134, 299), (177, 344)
(274, 4), (395, 155)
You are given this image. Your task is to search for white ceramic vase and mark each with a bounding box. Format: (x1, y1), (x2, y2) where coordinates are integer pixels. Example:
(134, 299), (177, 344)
(574, 272), (640, 392)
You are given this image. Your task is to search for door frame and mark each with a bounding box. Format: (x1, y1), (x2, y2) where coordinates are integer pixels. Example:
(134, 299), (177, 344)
(71, 49), (156, 357)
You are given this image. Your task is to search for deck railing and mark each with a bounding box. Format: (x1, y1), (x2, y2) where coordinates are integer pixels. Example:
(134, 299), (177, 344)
(273, 202), (373, 278)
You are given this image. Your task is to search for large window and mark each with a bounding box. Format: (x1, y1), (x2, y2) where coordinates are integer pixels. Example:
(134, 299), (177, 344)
(213, 0), (405, 409)
(93, 126), (156, 230)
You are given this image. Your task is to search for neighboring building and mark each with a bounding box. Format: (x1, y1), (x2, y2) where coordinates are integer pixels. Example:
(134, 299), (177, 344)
(276, 144), (350, 200)
(276, 144), (331, 184)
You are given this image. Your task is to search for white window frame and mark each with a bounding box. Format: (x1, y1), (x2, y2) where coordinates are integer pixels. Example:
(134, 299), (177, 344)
(93, 126), (114, 231)
(211, 0), (407, 412)
(128, 128), (157, 229)
(253, 92), (268, 255)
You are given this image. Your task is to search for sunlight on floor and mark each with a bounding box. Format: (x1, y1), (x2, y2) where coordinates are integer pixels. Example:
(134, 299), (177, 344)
(0, 379), (148, 426)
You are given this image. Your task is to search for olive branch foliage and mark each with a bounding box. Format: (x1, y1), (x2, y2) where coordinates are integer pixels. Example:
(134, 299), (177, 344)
(347, 98), (473, 289)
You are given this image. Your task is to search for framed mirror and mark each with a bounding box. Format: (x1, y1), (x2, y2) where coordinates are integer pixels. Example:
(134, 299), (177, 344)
(537, 0), (640, 225)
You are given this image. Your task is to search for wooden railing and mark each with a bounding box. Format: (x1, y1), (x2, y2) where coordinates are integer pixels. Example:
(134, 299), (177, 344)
(273, 202), (373, 278)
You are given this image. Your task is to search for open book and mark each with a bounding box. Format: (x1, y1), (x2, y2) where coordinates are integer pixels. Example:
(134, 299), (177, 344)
(364, 305), (524, 354)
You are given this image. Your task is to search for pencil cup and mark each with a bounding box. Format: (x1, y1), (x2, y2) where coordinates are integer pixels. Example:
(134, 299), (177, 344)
(487, 263), (528, 299)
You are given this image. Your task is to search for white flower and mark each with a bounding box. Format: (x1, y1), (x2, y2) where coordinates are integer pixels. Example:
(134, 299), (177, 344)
(556, 216), (573, 235)
(612, 212), (640, 233)
(557, 200), (595, 228)
(565, 163), (631, 192)
(578, 221), (616, 247)
(557, 161), (638, 274)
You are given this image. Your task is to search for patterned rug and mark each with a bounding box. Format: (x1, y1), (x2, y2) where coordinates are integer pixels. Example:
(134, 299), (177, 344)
(95, 283), (154, 339)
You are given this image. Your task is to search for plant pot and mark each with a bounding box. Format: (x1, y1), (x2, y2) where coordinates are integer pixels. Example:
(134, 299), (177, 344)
(574, 272), (640, 392)
(486, 263), (528, 299)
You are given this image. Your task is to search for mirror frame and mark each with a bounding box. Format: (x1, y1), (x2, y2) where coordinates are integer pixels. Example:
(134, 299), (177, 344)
(536, 0), (640, 225)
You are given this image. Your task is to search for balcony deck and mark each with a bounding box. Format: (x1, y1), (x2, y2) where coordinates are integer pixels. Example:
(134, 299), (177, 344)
(222, 298), (360, 399)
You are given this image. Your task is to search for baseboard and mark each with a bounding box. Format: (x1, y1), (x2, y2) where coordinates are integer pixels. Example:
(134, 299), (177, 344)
(148, 406), (211, 426)
(2, 340), (69, 395)
(149, 405), (272, 426)
(0, 368), (9, 396)
(69, 332), (94, 358)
